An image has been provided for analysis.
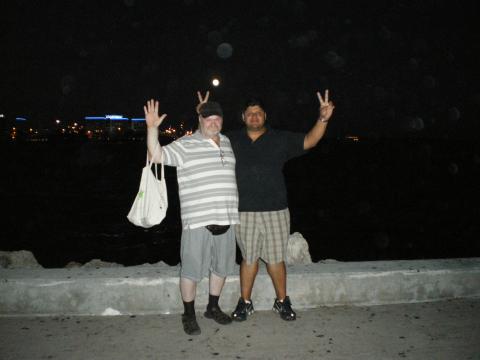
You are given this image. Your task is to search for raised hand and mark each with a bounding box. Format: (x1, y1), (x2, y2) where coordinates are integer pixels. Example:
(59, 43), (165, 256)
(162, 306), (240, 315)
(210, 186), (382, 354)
(317, 90), (335, 122)
(143, 99), (167, 128)
(196, 90), (210, 114)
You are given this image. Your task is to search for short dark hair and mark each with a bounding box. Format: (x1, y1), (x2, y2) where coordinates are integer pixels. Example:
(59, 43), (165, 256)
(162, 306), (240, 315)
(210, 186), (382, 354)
(242, 97), (266, 113)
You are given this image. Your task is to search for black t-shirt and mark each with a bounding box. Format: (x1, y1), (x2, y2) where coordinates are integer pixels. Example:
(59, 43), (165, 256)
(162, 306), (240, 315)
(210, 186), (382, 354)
(228, 127), (306, 212)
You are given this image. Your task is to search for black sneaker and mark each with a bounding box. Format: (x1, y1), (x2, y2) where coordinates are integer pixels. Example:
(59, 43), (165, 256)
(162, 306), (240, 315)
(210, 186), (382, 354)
(204, 306), (232, 325)
(272, 296), (296, 321)
(231, 298), (254, 322)
(182, 314), (201, 335)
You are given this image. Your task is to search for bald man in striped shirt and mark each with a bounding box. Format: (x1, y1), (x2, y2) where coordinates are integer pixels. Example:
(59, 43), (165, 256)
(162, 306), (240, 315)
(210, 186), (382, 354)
(145, 99), (239, 336)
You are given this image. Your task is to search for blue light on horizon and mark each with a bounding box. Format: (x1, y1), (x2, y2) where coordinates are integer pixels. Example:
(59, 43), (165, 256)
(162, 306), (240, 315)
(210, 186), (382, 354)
(85, 115), (130, 121)
(131, 118), (145, 122)
(106, 115), (126, 120)
(16, 117), (27, 121)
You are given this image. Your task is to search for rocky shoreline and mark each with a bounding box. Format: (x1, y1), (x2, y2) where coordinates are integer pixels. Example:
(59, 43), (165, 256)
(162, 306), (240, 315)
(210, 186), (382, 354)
(0, 232), (313, 269)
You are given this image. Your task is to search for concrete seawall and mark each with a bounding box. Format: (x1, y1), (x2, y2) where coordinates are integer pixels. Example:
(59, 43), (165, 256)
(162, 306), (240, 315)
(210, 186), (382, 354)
(1, 258), (479, 316)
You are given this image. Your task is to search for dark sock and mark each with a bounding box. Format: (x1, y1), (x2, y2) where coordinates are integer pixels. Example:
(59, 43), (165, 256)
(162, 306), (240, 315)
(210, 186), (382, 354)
(207, 294), (219, 310)
(183, 300), (195, 317)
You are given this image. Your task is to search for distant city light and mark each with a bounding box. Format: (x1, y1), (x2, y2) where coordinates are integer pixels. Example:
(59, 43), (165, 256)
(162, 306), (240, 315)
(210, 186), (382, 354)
(345, 135), (360, 142)
(85, 115), (127, 120)
(0, 114), (4, 118)
(212, 78), (220, 87)
(6, 113), (188, 142)
(106, 114), (126, 120)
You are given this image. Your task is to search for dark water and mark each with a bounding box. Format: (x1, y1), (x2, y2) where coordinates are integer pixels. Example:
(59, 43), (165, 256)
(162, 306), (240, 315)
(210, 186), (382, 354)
(2, 137), (480, 268)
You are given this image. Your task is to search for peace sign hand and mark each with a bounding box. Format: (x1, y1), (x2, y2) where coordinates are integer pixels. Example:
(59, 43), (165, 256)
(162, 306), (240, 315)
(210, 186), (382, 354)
(196, 90), (210, 114)
(317, 90), (335, 122)
(143, 99), (167, 128)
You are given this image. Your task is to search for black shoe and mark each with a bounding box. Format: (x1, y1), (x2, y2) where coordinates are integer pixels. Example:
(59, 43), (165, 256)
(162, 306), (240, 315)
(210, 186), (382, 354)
(204, 306), (232, 325)
(182, 314), (201, 335)
(273, 296), (297, 321)
(231, 298), (254, 322)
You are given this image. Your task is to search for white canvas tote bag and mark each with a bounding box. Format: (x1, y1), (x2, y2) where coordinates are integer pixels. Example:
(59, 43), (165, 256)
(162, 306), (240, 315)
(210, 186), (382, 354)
(127, 146), (168, 228)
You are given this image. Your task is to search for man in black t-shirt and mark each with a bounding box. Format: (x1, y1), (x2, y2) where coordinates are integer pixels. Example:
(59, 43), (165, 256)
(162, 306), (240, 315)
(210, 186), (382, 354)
(227, 91), (335, 321)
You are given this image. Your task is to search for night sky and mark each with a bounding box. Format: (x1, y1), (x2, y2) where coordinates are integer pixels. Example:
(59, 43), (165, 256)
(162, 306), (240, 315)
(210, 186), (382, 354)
(2, 0), (480, 137)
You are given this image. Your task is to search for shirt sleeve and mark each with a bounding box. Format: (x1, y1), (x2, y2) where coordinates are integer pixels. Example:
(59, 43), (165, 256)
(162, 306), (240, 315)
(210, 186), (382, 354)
(162, 139), (186, 167)
(283, 130), (307, 161)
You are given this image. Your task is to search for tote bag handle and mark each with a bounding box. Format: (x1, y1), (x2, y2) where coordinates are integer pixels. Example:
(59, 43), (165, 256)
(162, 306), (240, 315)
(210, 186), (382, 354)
(146, 143), (165, 181)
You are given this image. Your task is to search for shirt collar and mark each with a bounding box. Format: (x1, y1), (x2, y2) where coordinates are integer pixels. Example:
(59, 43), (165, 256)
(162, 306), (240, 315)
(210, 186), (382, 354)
(243, 125), (269, 140)
(193, 129), (224, 141)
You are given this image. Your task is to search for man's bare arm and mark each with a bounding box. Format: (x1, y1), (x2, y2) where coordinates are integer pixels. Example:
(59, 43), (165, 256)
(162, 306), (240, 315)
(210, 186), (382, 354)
(304, 90), (335, 150)
(144, 99), (167, 163)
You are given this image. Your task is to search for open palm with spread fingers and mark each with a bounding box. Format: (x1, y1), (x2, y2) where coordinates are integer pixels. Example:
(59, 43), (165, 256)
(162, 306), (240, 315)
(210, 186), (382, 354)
(196, 90), (210, 114)
(144, 99), (167, 128)
(317, 90), (335, 122)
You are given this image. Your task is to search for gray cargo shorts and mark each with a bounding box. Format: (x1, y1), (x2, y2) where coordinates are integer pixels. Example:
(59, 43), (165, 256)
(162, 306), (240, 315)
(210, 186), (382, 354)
(180, 226), (236, 282)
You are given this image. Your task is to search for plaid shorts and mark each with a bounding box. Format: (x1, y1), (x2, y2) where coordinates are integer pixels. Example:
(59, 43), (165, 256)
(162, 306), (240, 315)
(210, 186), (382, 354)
(235, 208), (290, 264)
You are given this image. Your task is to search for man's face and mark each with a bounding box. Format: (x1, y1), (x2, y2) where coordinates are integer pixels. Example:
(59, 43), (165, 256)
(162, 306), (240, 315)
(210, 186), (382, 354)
(243, 105), (266, 131)
(199, 115), (223, 138)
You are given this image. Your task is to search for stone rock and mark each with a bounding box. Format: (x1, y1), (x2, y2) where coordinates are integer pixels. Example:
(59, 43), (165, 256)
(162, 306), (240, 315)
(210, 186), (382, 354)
(286, 232), (312, 265)
(139, 261), (172, 267)
(318, 259), (339, 264)
(65, 261), (83, 268)
(81, 259), (124, 268)
(0, 250), (43, 269)
(101, 307), (123, 316)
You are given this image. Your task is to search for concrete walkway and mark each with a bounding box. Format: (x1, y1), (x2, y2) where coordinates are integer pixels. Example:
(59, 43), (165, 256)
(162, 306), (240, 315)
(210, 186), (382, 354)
(1, 298), (479, 360)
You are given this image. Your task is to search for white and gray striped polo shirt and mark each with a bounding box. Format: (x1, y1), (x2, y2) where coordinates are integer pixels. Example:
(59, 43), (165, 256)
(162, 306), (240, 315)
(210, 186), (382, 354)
(162, 130), (239, 229)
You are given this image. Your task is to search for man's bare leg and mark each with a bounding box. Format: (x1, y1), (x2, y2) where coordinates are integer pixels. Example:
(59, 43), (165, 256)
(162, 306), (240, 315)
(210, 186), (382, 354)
(266, 261), (287, 300)
(209, 272), (226, 296)
(240, 259), (259, 301)
(180, 277), (197, 302)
